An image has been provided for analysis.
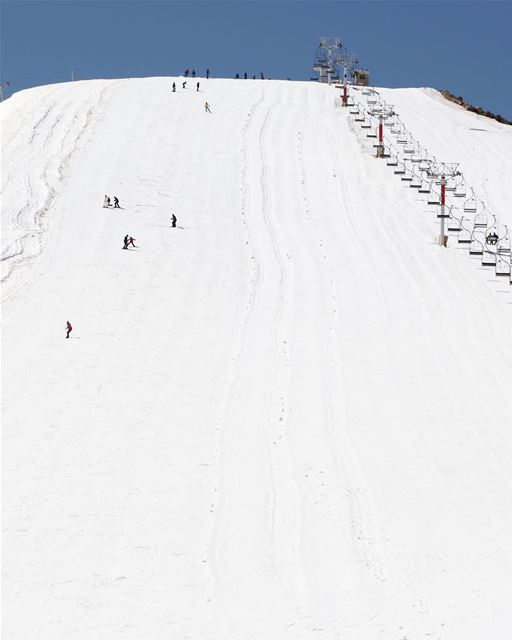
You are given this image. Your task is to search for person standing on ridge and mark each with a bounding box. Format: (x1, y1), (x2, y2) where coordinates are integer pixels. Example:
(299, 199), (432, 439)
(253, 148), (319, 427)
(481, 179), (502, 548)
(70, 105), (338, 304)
(206, 68), (210, 79)
(113, 196), (120, 208)
(191, 69), (196, 78)
(184, 68), (189, 77)
(244, 72), (247, 79)
(171, 213), (177, 228)
(204, 101), (211, 113)
(66, 321), (72, 339)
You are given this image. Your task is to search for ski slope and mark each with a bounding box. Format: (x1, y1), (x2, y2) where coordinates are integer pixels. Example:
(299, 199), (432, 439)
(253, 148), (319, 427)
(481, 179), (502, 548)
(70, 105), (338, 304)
(2, 77), (512, 640)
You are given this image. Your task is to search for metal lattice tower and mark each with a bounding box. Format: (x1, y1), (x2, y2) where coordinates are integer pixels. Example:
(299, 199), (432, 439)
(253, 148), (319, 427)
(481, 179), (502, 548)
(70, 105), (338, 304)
(426, 162), (461, 245)
(312, 38), (362, 86)
(313, 38), (342, 85)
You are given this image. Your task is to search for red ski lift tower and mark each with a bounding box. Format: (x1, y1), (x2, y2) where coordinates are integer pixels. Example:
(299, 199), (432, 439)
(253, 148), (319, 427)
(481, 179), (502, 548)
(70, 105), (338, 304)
(337, 48), (358, 106)
(367, 103), (394, 157)
(426, 162), (461, 246)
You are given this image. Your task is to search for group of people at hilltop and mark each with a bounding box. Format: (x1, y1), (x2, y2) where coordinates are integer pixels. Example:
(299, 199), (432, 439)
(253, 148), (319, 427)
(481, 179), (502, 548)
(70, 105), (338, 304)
(235, 72), (265, 80)
(182, 68), (265, 80)
(183, 68), (211, 79)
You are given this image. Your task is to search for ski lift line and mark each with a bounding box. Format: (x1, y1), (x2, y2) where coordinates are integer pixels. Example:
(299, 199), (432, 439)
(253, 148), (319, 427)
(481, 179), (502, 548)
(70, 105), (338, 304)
(345, 88), (510, 287)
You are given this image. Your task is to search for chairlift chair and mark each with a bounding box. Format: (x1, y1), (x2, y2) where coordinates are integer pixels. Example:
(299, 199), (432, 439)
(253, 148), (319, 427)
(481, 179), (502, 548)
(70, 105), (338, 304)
(454, 178), (466, 198)
(447, 213), (463, 232)
(473, 212), (488, 228)
(482, 249), (497, 267)
(463, 191), (477, 213)
(444, 176), (457, 192)
(497, 225), (510, 253)
(427, 191), (440, 205)
(485, 221), (499, 246)
(457, 223), (472, 244)
(394, 163), (406, 175)
(495, 254), (511, 277)
(387, 156), (399, 167)
(418, 180), (431, 194)
(469, 229), (485, 255)
(410, 174), (422, 189)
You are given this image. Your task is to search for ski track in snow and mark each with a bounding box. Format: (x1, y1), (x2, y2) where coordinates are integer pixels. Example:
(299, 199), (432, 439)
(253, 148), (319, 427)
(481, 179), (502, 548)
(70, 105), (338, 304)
(2, 78), (512, 640)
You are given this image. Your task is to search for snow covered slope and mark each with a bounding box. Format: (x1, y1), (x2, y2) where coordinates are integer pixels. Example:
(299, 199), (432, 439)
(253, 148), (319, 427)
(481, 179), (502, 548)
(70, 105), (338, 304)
(2, 78), (512, 640)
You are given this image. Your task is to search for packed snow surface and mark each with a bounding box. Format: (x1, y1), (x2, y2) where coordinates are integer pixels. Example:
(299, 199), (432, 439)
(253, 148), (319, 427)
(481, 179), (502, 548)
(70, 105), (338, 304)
(2, 78), (512, 640)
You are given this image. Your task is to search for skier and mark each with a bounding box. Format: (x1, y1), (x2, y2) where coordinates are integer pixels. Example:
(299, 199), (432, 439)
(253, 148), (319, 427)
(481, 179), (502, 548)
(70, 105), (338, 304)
(244, 72), (247, 79)
(196, 82), (200, 91)
(235, 73), (239, 79)
(103, 195), (110, 208)
(171, 213), (177, 228)
(191, 69), (196, 78)
(128, 236), (136, 248)
(182, 81), (187, 89)
(113, 196), (120, 208)
(123, 234), (129, 249)
(204, 101), (211, 113)
(172, 82), (176, 92)
(184, 68), (189, 78)
(66, 320), (72, 339)
(260, 72), (264, 79)
(206, 68), (210, 79)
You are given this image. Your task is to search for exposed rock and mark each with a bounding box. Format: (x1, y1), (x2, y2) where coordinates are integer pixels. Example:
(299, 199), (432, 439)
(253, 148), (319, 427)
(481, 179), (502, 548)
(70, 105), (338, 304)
(439, 89), (511, 126)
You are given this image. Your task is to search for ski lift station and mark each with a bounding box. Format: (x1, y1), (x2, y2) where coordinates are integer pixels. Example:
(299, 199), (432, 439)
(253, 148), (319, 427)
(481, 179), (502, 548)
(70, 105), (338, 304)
(311, 37), (369, 86)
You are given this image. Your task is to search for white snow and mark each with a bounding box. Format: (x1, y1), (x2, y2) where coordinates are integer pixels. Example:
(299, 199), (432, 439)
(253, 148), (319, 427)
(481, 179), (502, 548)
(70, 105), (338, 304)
(2, 77), (512, 640)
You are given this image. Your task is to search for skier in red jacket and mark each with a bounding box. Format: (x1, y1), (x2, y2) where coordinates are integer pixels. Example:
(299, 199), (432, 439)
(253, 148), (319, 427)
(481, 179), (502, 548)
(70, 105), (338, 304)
(66, 321), (72, 339)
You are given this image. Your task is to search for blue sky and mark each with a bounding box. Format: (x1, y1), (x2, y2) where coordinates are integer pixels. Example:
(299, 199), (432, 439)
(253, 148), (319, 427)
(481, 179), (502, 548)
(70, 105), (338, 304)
(1, 1), (511, 118)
